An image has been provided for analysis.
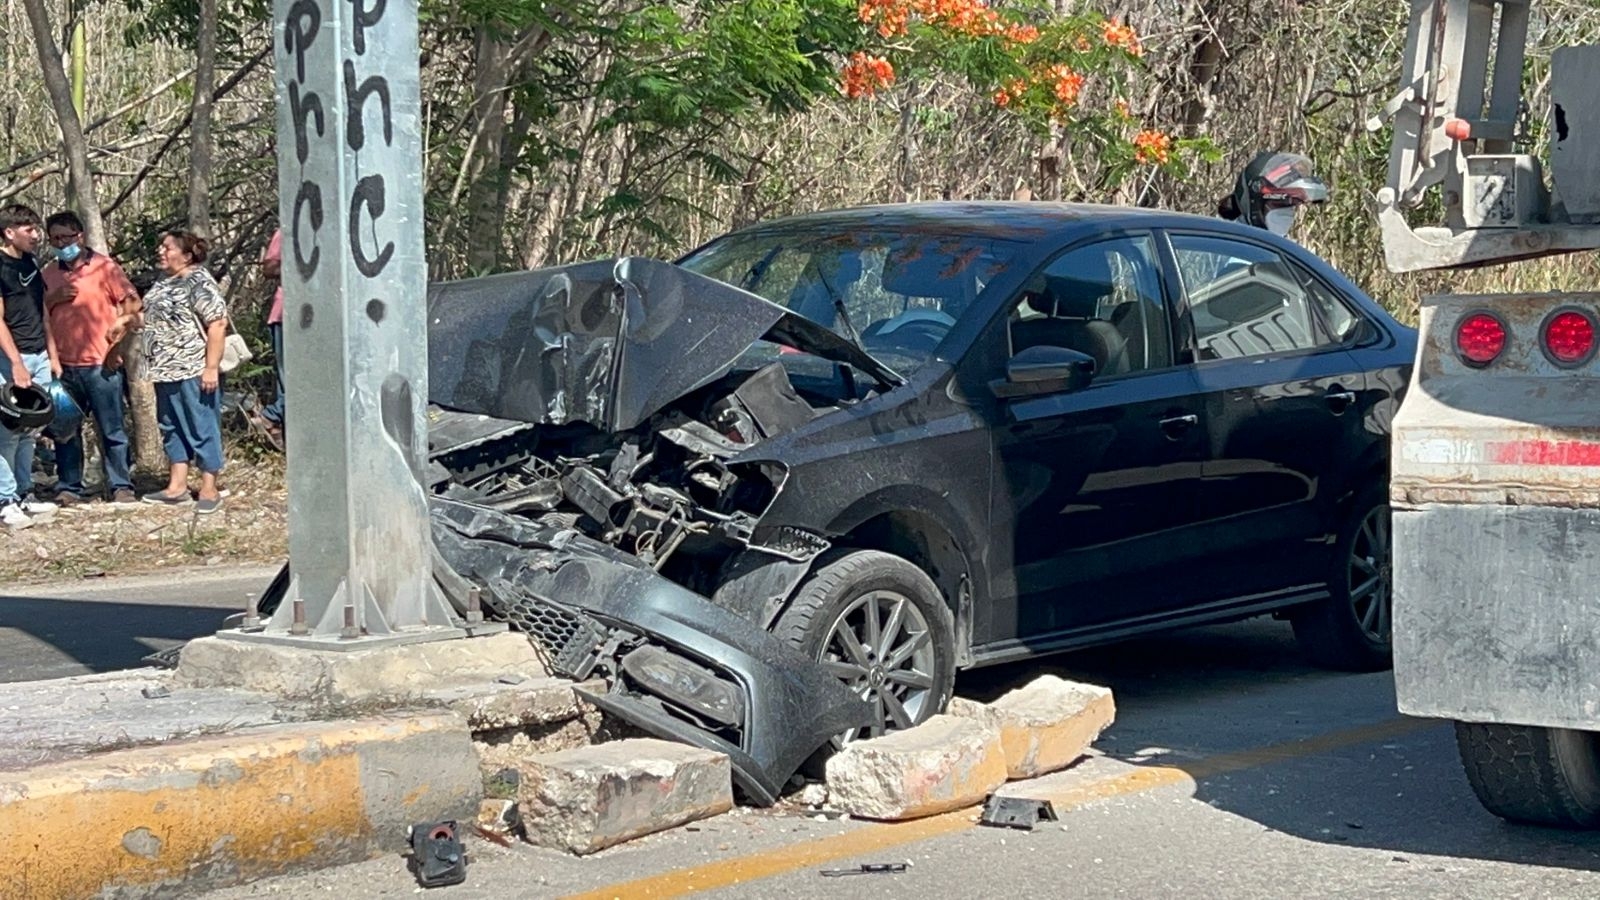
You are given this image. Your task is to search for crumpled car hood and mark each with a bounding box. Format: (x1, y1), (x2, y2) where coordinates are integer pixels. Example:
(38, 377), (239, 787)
(427, 256), (899, 433)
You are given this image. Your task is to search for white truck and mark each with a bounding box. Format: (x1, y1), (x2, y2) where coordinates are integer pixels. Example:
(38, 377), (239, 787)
(1377, 0), (1600, 825)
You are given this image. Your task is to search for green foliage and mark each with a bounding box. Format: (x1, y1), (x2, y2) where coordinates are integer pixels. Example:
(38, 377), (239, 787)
(119, 0), (270, 52)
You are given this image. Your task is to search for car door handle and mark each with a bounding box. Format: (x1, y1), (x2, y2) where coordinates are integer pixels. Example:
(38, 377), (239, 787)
(1325, 389), (1356, 411)
(1159, 414), (1198, 436)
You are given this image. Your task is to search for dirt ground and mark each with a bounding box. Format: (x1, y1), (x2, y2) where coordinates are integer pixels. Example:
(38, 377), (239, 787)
(0, 440), (288, 584)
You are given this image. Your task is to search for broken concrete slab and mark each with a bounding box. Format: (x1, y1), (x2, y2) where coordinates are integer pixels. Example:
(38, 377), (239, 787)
(172, 632), (548, 706)
(948, 676), (1115, 780)
(428, 676), (604, 731)
(824, 714), (1007, 821)
(517, 738), (732, 854)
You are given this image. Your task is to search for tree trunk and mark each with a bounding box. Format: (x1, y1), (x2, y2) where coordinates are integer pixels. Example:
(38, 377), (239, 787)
(187, 0), (218, 236)
(461, 29), (512, 273)
(21, 0), (105, 248)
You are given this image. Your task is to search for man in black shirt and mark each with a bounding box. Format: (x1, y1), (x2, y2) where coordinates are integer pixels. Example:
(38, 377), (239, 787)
(0, 204), (60, 528)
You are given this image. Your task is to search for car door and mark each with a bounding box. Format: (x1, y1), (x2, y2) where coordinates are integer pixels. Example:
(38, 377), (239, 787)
(1163, 231), (1376, 603)
(981, 233), (1210, 646)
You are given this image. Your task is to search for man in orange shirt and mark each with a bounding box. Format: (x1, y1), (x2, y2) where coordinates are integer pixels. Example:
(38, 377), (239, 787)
(41, 211), (141, 504)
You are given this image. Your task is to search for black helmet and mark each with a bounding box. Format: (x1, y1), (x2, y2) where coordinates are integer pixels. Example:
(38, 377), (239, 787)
(1229, 151), (1329, 231)
(0, 383), (55, 432)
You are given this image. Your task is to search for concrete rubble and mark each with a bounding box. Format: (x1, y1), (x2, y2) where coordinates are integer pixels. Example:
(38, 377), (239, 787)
(824, 714), (1009, 820)
(822, 676), (1116, 822)
(516, 738), (734, 854)
(948, 675), (1116, 780)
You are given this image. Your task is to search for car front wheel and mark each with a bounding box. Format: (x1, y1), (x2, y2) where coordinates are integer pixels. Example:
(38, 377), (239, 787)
(772, 550), (956, 749)
(1292, 483), (1393, 672)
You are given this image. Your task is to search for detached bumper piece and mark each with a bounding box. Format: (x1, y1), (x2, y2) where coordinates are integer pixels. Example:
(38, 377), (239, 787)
(430, 497), (870, 805)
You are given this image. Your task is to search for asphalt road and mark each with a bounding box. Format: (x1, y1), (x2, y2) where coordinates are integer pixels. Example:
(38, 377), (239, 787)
(188, 614), (1600, 900)
(0, 566), (280, 682)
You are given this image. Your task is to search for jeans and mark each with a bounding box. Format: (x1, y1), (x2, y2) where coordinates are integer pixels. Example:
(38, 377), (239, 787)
(0, 352), (55, 502)
(55, 365), (134, 496)
(155, 377), (225, 474)
(261, 322), (285, 426)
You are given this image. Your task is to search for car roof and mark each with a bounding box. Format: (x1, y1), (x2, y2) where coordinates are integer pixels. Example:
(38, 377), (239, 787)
(725, 201), (1226, 248)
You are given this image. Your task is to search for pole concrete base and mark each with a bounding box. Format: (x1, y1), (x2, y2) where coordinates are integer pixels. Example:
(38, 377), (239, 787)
(174, 631), (544, 708)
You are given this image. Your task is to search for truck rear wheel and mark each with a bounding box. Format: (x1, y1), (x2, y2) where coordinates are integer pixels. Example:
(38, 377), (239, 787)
(1455, 721), (1600, 827)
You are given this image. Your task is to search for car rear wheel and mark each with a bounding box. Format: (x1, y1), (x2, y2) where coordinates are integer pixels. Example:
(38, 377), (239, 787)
(1456, 722), (1600, 827)
(772, 550), (956, 750)
(1291, 483), (1393, 672)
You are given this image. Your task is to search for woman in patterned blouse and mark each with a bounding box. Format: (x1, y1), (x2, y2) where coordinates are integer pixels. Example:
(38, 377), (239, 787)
(140, 229), (228, 514)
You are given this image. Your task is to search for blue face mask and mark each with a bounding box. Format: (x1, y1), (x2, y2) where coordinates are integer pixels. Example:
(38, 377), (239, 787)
(56, 242), (81, 263)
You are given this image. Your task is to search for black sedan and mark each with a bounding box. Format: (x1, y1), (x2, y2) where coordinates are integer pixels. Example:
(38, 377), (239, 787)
(424, 201), (1415, 793)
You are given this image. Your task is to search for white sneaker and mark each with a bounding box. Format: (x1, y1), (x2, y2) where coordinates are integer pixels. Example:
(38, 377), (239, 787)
(1, 503), (33, 530)
(21, 499), (57, 520)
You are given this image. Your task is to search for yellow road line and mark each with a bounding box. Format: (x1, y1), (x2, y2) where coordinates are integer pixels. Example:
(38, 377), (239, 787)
(563, 716), (1438, 900)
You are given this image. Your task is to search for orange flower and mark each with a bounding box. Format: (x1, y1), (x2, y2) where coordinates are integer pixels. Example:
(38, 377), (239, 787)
(840, 52), (897, 98)
(1046, 65), (1084, 106)
(1115, 98), (1132, 118)
(1003, 22), (1039, 44)
(1103, 18), (1143, 57)
(1132, 130), (1171, 165)
(1075, 35), (1092, 51)
(994, 88), (1012, 107)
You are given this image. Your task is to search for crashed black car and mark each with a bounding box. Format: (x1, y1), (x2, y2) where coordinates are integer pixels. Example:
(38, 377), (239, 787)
(418, 202), (1414, 797)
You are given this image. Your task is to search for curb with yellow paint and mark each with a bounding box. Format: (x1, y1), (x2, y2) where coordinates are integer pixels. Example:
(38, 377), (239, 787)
(0, 713), (482, 900)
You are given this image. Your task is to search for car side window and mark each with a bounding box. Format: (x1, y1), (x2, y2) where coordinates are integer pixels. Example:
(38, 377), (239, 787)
(1170, 234), (1346, 361)
(1008, 235), (1171, 378)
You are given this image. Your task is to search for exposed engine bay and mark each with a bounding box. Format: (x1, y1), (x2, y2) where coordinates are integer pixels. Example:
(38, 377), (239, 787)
(428, 359), (845, 587)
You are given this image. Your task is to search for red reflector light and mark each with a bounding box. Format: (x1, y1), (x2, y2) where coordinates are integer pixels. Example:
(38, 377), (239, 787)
(1543, 311), (1596, 365)
(1456, 313), (1506, 366)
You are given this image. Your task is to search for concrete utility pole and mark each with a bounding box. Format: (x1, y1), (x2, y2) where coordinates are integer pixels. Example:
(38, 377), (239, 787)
(234, 0), (465, 647)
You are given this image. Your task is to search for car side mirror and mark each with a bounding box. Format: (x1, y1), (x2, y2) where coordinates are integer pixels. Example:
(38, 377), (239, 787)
(991, 345), (1096, 398)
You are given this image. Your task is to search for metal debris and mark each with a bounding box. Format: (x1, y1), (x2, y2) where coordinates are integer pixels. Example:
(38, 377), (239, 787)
(820, 862), (908, 877)
(407, 820), (467, 888)
(979, 794), (1059, 830)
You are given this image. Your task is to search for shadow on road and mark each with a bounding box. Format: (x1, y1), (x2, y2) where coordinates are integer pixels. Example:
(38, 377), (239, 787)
(956, 617), (1600, 874)
(0, 594), (233, 682)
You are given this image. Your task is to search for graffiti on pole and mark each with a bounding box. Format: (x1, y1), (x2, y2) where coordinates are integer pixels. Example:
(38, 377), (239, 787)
(254, 0), (463, 643)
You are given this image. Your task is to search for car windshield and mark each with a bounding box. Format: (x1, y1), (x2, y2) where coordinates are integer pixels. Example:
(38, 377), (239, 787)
(679, 226), (1027, 372)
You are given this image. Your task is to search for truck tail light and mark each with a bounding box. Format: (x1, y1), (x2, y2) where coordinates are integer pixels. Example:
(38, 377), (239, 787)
(1456, 313), (1507, 367)
(1542, 310), (1597, 366)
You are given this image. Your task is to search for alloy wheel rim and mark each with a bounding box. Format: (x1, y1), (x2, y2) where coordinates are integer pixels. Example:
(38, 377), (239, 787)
(1349, 505), (1393, 644)
(818, 590), (937, 746)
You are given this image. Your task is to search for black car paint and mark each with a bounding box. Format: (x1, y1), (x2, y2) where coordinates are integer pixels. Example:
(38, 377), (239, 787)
(669, 203), (1413, 665)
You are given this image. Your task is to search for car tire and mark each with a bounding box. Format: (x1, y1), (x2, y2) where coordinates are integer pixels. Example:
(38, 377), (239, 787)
(1455, 722), (1600, 828)
(1291, 482), (1393, 672)
(772, 550), (956, 750)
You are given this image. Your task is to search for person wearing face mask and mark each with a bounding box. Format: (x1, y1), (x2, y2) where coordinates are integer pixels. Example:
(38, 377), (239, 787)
(40, 210), (142, 505)
(1216, 151), (1330, 238)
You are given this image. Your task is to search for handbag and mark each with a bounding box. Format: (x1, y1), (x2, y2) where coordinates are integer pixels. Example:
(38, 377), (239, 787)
(220, 319), (253, 374)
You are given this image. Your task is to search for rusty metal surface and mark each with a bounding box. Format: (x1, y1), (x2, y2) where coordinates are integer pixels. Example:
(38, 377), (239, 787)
(1392, 291), (1600, 502)
(1393, 503), (1600, 728)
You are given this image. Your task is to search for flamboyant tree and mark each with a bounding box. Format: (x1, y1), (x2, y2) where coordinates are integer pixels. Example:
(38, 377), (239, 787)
(836, 0), (1216, 186)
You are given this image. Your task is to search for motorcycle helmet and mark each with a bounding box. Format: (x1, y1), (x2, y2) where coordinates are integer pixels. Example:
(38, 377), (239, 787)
(0, 383), (55, 432)
(44, 381), (83, 442)
(1229, 151), (1330, 232)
